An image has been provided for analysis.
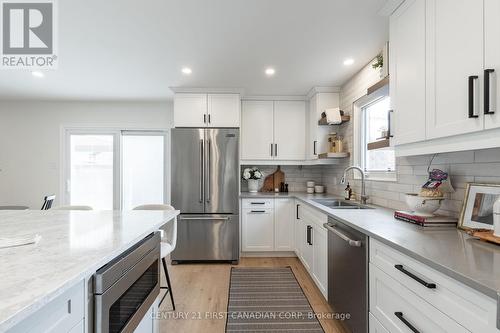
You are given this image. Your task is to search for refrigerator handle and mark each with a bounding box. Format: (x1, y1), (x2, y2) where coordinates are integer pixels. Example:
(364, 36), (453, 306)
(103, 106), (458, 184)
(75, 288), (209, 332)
(200, 139), (204, 203)
(206, 139), (211, 203)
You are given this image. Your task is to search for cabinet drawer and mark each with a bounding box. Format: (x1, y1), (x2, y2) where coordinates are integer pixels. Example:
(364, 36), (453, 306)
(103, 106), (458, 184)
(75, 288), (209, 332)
(242, 198), (274, 209)
(370, 264), (469, 333)
(10, 280), (85, 333)
(369, 312), (389, 333)
(370, 239), (498, 332)
(297, 202), (327, 229)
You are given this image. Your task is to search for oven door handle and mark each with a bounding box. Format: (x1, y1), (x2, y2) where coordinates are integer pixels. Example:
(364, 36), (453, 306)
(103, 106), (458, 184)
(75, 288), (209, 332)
(95, 245), (160, 333)
(324, 223), (362, 247)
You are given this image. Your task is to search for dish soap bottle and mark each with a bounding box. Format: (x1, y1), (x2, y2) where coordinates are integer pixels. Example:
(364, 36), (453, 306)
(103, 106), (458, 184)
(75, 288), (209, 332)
(344, 182), (352, 200)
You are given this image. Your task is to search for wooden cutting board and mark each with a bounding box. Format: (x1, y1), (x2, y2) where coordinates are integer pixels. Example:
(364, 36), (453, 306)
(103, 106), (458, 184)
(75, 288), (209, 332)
(469, 230), (500, 246)
(261, 166), (285, 192)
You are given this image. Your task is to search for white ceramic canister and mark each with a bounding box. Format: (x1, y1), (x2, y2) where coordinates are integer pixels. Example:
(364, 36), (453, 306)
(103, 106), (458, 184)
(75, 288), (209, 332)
(306, 181), (315, 188)
(314, 185), (325, 193)
(306, 187), (315, 194)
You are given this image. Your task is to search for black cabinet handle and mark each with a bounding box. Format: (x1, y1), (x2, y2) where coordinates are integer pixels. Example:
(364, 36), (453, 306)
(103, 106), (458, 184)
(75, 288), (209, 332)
(208, 114), (211, 123)
(306, 225), (313, 245)
(250, 210), (265, 213)
(394, 312), (420, 333)
(204, 114), (207, 123)
(387, 110), (394, 138)
(313, 141), (317, 155)
(270, 143), (273, 157)
(395, 264), (436, 289)
(485, 69), (495, 115)
(274, 143), (278, 156)
(468, 75), (479, 118)
(250, 202), (265, 205)
(296, 204), (300, 219)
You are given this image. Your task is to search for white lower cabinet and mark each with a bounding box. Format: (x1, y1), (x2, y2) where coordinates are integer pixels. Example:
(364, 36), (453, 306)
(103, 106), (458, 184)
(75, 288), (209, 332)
(369, 313), (389, 333)
(370, 238), (500, 333)
(242, 207), (275, 251)
(241, 198), (294, 252)
(294, 201), (328, 300)
(9, 280), (85, 333)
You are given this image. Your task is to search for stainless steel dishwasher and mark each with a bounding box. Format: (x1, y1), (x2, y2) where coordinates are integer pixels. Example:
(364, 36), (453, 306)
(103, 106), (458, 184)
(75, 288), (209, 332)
(324, 217), (368, 333)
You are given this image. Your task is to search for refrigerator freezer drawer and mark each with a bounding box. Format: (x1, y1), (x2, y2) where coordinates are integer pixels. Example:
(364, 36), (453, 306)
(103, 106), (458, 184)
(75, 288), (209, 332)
(171, 214), (239, 262)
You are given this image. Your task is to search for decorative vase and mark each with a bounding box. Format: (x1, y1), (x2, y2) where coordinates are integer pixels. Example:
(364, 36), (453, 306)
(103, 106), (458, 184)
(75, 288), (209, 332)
(248, 179), (259, 193)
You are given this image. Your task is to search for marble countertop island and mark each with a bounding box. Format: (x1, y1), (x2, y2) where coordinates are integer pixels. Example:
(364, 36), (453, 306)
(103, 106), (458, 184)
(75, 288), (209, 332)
(0, 209), (179, 332)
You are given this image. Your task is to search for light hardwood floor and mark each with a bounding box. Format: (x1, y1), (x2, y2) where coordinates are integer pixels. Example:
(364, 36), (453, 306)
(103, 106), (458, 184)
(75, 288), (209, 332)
(158, 257), (350, 333)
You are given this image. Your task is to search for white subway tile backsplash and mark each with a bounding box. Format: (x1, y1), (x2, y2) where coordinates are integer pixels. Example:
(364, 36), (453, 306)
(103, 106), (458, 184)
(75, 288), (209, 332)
(474, 147), (500, 163)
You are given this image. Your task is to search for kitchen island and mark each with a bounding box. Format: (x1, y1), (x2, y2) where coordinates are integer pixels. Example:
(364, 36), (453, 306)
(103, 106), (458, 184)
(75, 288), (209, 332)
(0, 209), (179, 333)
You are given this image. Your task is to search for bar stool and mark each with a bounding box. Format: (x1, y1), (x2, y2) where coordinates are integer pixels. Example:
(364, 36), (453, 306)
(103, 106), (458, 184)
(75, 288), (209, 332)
(133, 204), (177, 310)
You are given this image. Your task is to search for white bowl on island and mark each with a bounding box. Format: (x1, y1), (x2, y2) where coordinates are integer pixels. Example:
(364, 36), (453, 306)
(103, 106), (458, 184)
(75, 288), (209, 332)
(405, 193), (445, 217)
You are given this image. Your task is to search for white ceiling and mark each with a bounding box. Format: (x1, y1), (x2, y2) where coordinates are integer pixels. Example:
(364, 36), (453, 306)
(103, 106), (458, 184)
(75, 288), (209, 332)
(0, 0), (389, 101)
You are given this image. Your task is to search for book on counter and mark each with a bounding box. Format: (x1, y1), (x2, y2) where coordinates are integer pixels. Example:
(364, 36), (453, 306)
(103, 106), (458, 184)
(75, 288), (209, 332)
(394, 211), (458, 227)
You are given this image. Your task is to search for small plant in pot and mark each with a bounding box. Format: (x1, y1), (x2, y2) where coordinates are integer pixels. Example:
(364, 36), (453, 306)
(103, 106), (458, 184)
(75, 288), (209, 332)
(242, 167), (263, 193)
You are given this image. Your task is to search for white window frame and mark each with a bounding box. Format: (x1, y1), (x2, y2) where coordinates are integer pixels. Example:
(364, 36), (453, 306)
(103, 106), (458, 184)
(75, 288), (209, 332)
(353, 85), (396, 182)
(61, 126), (170, 210)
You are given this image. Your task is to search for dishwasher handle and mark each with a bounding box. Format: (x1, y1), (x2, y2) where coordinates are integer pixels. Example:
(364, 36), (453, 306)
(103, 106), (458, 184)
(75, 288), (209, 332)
(324, 223), (362, 247)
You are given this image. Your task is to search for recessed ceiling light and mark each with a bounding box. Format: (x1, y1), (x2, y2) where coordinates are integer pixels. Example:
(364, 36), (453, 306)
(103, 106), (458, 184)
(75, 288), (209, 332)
(181, 67), (192, 75)
(31, 71), (44, 78)
(265, 68), (275, 76)
(343, 58), (354, 66)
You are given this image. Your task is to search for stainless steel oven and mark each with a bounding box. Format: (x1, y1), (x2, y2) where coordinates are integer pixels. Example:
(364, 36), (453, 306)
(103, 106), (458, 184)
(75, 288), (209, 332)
(94, 232), (160, 333)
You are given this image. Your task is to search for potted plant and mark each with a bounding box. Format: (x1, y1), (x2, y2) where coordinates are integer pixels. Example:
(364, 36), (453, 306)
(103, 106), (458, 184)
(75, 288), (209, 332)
(242, 167), (263, 193)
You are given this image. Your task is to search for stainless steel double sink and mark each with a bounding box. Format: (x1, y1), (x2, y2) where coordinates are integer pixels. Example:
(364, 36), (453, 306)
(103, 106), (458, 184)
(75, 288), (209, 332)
(311, 199), (373, 210)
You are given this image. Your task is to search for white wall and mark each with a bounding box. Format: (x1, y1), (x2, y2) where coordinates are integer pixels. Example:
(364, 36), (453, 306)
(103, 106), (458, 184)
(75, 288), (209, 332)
(0, 101), (173, 208)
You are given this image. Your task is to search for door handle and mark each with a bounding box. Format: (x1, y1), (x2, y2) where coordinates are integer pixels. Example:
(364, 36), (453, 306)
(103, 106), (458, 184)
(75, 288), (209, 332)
(206, 139), (211, 203)
(394, 264), (436, 289)
(468, 75), (479, 118)
(274, 143), (278, 157)
(394, 312), (420, 333)
(204, 114), (207, 124)
(296, 204), (300, 219)
(313, 141), (317, 155)
(250, 202), (265, 205)
(306, 225), (313, 245)
(323, 223), (362, 247)
(387, 109), (394, 138)
(199, 139), (204, 203)
(485, 69), (495, 115)
(270, 143), (273, 157)
(208, 114), (211, 124)
(250, 210), (266, 213)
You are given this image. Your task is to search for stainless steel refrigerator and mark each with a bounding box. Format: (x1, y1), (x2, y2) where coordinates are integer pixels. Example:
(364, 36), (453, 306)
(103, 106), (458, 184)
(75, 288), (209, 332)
(170, 128), (239, 263)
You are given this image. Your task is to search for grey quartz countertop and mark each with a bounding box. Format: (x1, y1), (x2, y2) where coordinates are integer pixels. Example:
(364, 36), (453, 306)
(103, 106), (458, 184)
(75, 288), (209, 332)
(241, 192), (500, 301)
(0, 209), (179, 332)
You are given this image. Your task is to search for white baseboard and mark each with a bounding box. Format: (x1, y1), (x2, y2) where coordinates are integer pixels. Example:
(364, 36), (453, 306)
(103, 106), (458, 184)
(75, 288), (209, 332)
(240, 251), (297, 258)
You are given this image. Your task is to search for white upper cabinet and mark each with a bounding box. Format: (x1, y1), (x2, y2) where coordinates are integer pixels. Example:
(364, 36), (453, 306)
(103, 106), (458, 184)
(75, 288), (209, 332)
(274, 101), (306, 160)
(174, 93), (207, 127)
(174, 93), (240, 128)
(484, 0), (500, 130)
(207, 94), (240, 127)
(308, 92), (339, 159)
(241, 100), (306, 161)
(390, 0), (426, 145)
(425, 0), (484, 139)
(241, 101), (274, 160)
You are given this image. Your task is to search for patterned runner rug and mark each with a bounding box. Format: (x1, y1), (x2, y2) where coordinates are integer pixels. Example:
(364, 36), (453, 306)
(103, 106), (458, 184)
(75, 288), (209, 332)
(226, 267), (325, 332)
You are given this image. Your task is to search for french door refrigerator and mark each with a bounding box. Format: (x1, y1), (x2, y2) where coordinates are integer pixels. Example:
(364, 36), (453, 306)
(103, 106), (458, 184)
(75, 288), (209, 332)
(170, 128), (239, 263)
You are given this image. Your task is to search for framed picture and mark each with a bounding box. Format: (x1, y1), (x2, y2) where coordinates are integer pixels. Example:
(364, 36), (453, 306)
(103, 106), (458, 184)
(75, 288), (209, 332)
(458, 183), (500, 230)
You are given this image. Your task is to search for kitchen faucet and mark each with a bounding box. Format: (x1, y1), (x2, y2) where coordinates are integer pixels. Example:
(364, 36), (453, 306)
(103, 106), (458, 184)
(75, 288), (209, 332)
(340, 166), (369, 204)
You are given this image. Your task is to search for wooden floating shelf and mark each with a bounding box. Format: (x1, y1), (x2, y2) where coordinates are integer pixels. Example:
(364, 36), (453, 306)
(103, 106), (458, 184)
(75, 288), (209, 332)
(318, 115), (350, 126)
(318, 152), (350, 159)
(367, 138), (390, 151)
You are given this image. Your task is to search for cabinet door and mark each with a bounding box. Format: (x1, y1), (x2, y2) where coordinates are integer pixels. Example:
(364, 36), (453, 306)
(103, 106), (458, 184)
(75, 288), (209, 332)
(274, 101), (306, 160)
(274, 199), (294, 251)
(301, 224), (314, 271)
(312, 226), (328, 298)
(207, 94), (240, 127)
(485, 0), (500, 129)
(426, 0), (484, 139)
(241, 101), (274, 160)
(174, 93), (207, 127)
(390, 0), (426, 145)
(242, 208), (274, 251)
